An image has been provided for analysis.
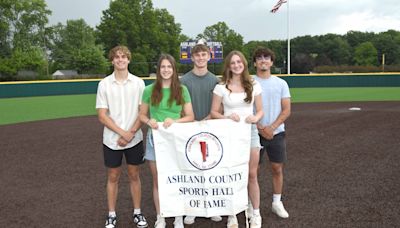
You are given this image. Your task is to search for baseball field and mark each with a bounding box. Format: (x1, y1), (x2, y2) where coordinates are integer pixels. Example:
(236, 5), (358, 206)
(0, 87), (399, 227)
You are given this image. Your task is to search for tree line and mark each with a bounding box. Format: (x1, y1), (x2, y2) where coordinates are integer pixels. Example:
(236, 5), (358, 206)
(1, 0), (400, 81)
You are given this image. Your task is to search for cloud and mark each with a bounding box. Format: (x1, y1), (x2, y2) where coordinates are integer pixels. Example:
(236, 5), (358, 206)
(333, 10), (400, 34)
(45, 0), (400, 42)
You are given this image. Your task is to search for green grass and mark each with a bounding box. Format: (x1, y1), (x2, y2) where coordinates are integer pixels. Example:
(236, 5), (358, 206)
(0, 94), (96, 125)
(1, 87), (399, 125)
(291, 87), (400, 103)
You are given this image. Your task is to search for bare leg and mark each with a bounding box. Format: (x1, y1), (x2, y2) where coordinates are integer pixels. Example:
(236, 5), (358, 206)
(148, 161), (160, 214)
(107, 167), (122, 212)
(127, 164), (141, 209)
(248, 148), (260, 210)
(271, 162), (284, 194)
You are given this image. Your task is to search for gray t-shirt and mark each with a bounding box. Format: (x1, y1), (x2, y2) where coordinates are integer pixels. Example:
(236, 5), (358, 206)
(181, 71), (218, 120)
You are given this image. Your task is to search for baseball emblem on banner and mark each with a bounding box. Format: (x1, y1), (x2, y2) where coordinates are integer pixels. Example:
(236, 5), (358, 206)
(185, 132), (223, 170)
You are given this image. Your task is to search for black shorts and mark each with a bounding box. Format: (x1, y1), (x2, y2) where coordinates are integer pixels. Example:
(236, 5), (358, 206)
(259, 132), (287, 163)
(103, 141), (145, 168)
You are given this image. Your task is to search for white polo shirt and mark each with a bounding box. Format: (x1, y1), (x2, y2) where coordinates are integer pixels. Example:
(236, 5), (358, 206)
(96, 72), (145, 150)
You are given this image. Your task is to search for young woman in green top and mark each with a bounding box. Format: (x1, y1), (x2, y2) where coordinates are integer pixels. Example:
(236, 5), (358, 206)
(139, 54), (194, 228)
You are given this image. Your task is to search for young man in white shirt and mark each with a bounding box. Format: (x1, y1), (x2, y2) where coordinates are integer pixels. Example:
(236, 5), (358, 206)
(96, 45), (148, 228)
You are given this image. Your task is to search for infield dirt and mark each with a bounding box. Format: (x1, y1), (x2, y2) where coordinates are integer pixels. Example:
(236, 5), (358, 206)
(1, 102), (399, 228)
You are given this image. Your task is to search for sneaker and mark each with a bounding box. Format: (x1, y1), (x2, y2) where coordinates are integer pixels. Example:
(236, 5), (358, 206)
(174, 216), (184, 228)
(133, 213), (148, 228)
(250, 214), (262, 228)
(227, 215), (238, 228)
(211, 216), (222, 222)
(105, 216), (116, 228)
(246, 201), (254, 219)
(272, 201), (289, 218)
(184, 216), (196, 224)
(155, 216), (166, 228)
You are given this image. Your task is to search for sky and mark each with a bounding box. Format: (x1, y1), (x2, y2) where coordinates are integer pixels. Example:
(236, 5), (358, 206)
(45, 0), (400, 42)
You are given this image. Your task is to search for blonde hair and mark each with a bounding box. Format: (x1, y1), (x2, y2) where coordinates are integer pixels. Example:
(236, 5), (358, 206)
(108, 45), (131, 61)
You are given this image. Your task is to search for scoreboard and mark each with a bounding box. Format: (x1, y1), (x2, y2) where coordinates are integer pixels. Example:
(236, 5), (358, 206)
(180, 41), (223, 64)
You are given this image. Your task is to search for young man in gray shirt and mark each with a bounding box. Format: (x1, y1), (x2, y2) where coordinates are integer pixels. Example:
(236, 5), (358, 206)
(180, 43), (221, 224)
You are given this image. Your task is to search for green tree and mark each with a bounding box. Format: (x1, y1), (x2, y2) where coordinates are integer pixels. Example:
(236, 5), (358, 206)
(291, 53), (314, 73)
(353, 42), (378, 66)
(197, 22), (244, 57)
(344, 30), (375, 49)
(372, 30), (400, 65)
(318, 34), (351, 65)
(0, 0), (50, 78)
(96, 0), (182, 75)
(49, 19), (108, 74)
(314, 53), (332, 66)
(291, 35), (320, 55)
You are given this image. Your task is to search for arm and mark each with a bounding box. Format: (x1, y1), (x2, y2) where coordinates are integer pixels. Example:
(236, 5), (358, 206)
(118, 107), (143, 147)
(97, 108), (134, 142)
(139, 103), (158, 130)
(270, 98), (291, 129)
(163, 102), (195, 128)
(258, 98), (291, 139)
(178, 102), (195, 123)
(129, 112), (142, 134)
(210, 94), (240, 121)
(210, 94), (225, 119)
(201, 114), (212, 121)
(203, 102), (224, 120)
(245, 94), (264, 123)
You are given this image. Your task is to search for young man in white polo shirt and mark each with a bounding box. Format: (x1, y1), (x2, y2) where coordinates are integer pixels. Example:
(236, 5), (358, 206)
(96, 45), (148, 228)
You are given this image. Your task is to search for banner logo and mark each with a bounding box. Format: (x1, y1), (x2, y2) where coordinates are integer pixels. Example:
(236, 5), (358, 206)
(185, 132), (223, 170)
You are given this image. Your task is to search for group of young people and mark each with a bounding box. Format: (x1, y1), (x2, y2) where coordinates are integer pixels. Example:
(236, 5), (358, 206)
(96, 43), (291, 228)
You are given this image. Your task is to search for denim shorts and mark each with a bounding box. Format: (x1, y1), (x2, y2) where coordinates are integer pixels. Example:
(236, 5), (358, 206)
(251, 124), (261, 149)
(144, 131), (156, 161)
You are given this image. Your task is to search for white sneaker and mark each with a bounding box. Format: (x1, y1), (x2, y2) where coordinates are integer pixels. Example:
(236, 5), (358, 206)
(272, 201), (289, 218)
(250, 214), (262, 228)
(246, 201), (254, 219)
(184, 216), (195, 224)
(227, 215), (238, 228)
(174, 216), (184, 228)
(155, 216), (166, 228)
(211, 216), (222, 222)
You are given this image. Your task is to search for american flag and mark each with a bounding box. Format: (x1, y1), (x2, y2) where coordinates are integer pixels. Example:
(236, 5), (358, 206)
(270, 0), (287, 13)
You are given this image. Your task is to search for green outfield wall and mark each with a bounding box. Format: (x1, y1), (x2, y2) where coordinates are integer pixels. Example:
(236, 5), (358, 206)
(1, 73), (399, 98)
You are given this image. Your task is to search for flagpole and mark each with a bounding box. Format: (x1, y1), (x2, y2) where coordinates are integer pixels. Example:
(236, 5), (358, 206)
(287, 0), (290, 75)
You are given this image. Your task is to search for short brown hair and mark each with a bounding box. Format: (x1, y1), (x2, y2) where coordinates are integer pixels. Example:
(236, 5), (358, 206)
(191, 44), (210, 55)
(108, 45), (131, 61)
(252, 47), (275, 63)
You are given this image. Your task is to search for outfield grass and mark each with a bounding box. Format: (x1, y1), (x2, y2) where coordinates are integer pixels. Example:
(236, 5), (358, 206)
(1, 87), (399, 125)
(291, 87), (400, 103)
(0, 94), (96, 125)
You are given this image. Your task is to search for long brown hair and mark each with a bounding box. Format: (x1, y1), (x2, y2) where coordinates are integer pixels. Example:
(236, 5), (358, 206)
(221, 51), (254, 103)
(151, 54), (184, 106)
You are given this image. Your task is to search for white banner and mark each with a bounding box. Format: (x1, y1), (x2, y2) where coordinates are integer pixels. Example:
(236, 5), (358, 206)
(152, 119), (251, 217)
